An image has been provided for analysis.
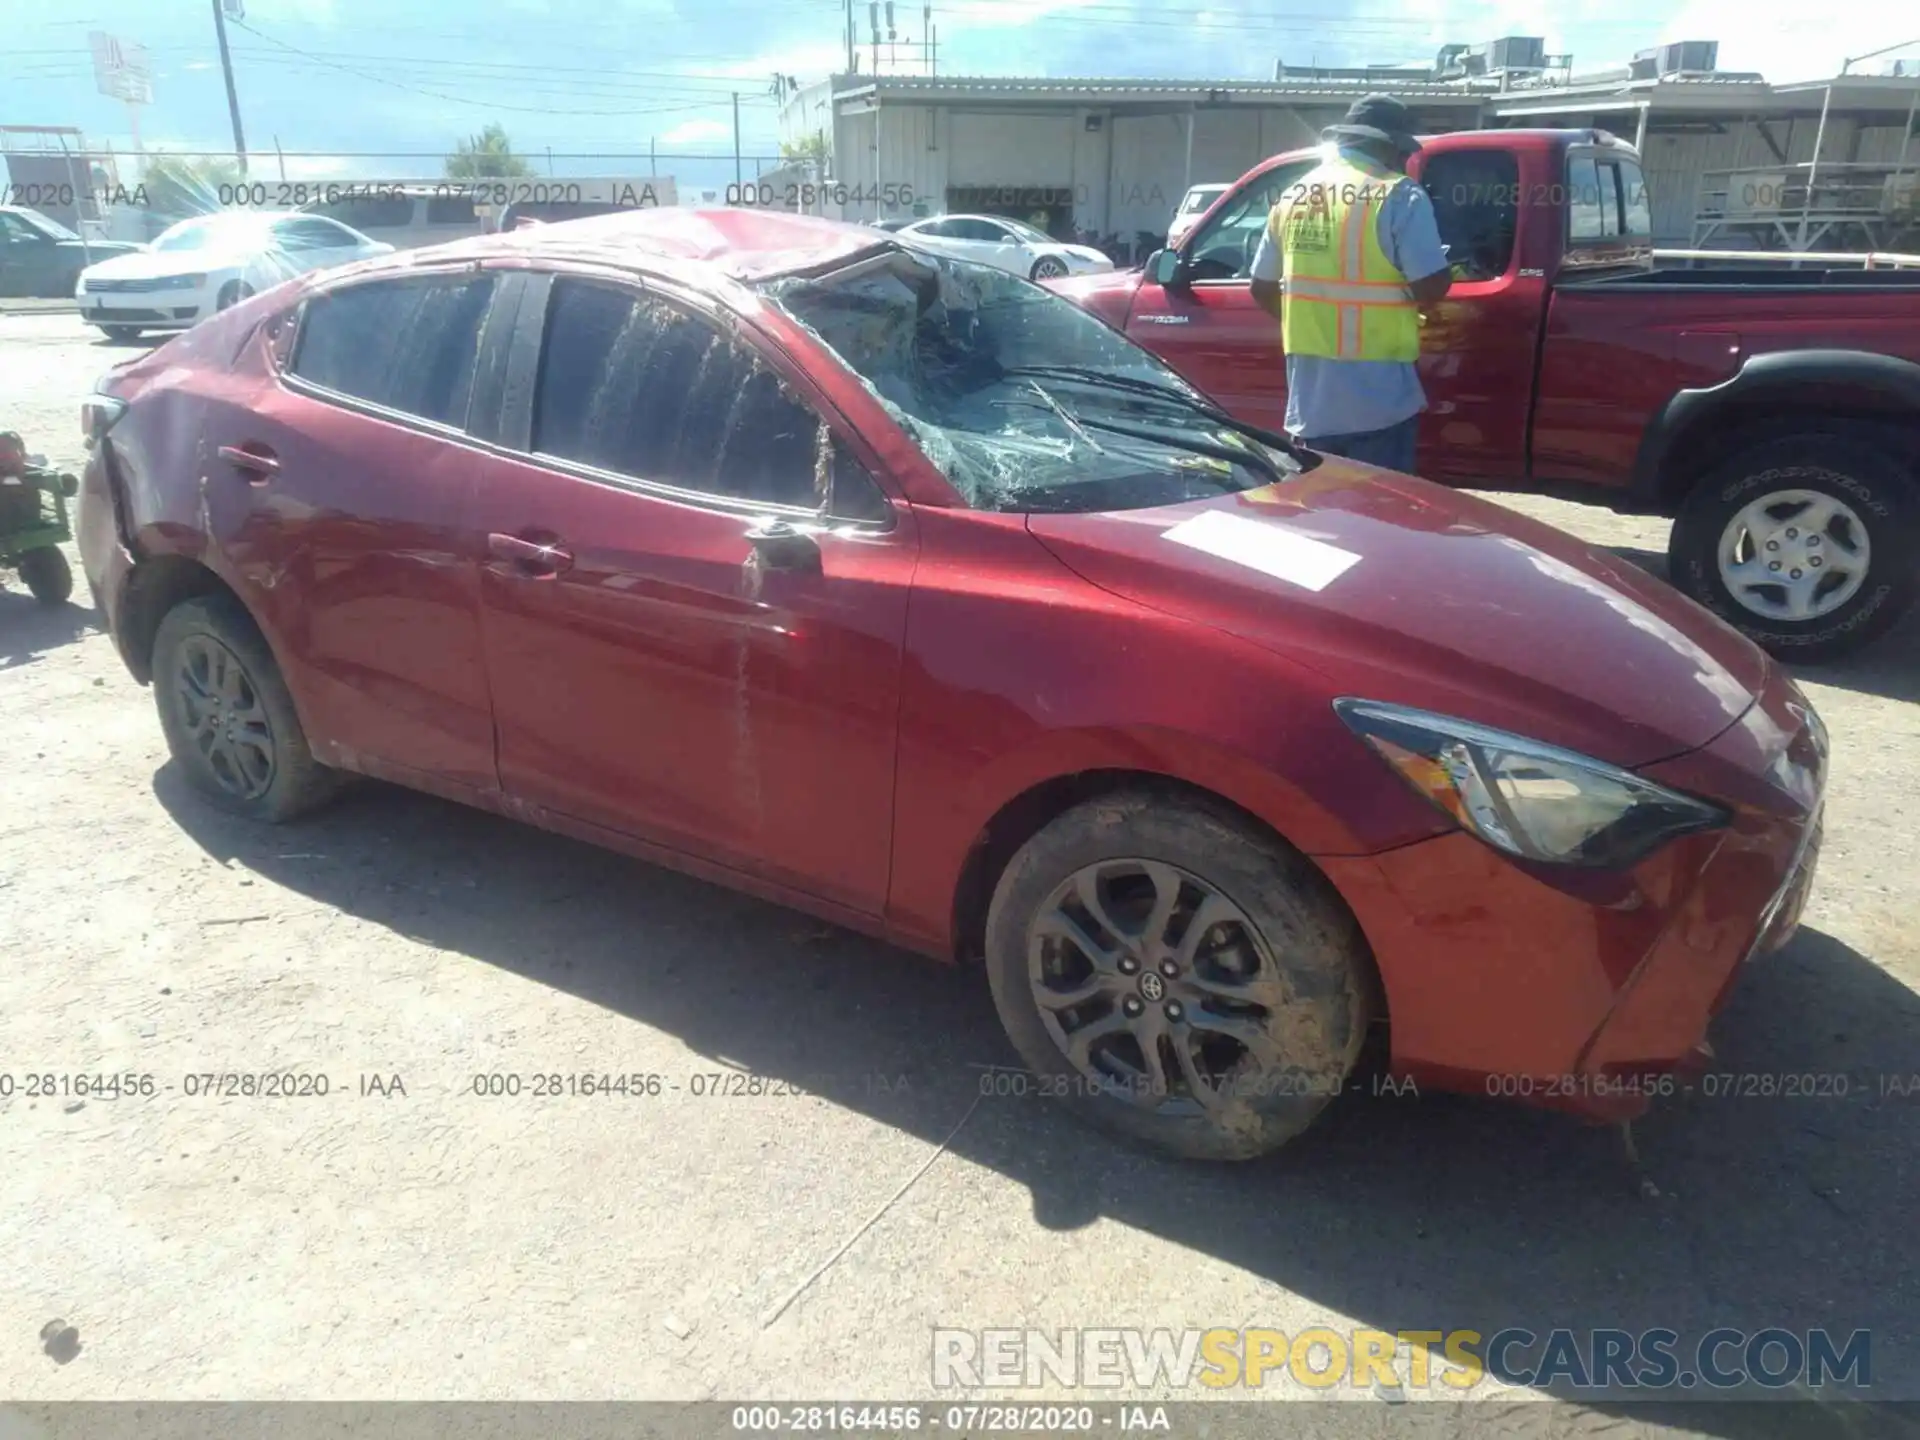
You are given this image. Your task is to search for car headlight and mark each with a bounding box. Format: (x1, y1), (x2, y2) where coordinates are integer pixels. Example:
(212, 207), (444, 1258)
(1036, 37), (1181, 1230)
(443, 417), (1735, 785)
(157, 273), (207, 290)
(1335, 699), (1728, 868)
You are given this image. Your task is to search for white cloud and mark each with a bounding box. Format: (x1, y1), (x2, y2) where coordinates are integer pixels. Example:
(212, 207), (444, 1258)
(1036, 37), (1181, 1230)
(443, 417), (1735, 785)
(1658, 0), (1917, 82)
(702, 42), (849, 82)
(659, 117), (731, 146)
(942, 0), (1106, 25)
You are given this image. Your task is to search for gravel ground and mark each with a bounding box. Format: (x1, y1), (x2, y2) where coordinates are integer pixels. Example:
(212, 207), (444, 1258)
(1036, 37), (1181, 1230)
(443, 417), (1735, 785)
(2, 312), (1916, 1432)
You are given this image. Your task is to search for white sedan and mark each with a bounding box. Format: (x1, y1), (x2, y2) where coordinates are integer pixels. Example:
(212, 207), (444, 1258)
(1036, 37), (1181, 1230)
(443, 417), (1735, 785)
(893, 214), (1112, 281)
(75, 210), (392, 341)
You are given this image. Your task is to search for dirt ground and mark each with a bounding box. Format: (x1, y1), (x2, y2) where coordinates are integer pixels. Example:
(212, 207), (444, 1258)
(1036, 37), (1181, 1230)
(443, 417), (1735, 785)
(2, 310), (1916, 1430)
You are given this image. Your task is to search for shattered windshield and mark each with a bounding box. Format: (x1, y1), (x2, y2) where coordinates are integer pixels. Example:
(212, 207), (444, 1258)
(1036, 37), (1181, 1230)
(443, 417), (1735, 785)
(762, 248), (1298, 514)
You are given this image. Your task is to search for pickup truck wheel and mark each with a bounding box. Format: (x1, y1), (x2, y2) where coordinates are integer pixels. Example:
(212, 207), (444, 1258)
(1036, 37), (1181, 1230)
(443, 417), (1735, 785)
(983, 791), (1372, 1161)
(1670, 434), (1916, 663)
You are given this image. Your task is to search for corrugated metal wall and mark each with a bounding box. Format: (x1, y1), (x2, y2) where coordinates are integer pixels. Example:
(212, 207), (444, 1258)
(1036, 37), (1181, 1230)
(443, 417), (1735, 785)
(837, 96), (1915, 247)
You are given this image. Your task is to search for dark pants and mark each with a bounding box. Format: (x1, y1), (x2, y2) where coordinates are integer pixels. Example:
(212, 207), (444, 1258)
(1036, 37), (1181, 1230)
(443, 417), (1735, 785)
(1301, 414), (1420, 475)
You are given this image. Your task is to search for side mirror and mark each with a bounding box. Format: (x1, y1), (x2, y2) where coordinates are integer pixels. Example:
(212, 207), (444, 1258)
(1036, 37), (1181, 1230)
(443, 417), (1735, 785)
(1146, 248), (1185, 288)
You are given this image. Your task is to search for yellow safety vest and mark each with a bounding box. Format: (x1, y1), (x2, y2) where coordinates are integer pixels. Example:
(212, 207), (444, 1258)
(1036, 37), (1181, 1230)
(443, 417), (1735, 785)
(1272, 154), (1421, 363)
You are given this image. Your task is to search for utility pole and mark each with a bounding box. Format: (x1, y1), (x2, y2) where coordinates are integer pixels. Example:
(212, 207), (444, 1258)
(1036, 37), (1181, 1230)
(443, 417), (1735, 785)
(210, 0), (249, 175)
(732, 92), (742, 185)
(845, 0), (856, 73)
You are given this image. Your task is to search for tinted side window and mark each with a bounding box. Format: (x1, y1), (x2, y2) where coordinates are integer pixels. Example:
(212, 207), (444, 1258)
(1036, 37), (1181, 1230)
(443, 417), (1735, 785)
(314, 195), (414, 230)
(290, 275), (494, 427)
(426, 195), (478, 226)
(532, 279), (821, 508)
(1185, 162), (1312, 281)
(1619, 161), (1653, 237)
(950, 218), (1006, 242)
(1567, 155), (1612, 241)
(275, 217), (354, 250)
(1420, 150), (1519, 280)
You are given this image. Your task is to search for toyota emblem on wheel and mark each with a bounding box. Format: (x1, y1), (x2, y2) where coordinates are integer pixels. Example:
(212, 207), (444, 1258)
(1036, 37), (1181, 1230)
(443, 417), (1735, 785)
(1138, 971), (1166, 1002)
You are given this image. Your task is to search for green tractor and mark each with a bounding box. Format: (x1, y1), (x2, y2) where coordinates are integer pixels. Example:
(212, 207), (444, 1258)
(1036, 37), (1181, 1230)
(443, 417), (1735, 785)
(0, 430), (77, 605)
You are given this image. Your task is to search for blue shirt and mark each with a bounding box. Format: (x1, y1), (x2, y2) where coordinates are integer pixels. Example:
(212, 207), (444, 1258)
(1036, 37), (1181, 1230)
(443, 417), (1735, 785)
(1248, 152), (1450, 440)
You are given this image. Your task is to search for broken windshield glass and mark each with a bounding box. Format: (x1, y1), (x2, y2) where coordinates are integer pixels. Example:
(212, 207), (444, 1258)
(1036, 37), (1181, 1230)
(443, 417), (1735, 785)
(761, 249), (1298, 514)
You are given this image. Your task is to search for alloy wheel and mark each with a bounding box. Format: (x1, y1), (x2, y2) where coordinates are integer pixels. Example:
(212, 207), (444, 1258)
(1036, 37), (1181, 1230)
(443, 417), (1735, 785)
(1032, 256), (1067, 280)
(1026, 858), (1303, 1114)
(175, 633), (277, 799)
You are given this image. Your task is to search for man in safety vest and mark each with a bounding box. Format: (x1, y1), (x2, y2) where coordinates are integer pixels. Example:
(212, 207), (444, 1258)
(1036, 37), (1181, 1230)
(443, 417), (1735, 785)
(1248, 94), (1452, 474)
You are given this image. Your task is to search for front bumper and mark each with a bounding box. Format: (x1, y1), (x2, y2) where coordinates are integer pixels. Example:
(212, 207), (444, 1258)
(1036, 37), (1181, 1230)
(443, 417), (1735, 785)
(1319, 667), (1825, 1122)
(76, 444), (140, 670)
(77, 288), (210, 329)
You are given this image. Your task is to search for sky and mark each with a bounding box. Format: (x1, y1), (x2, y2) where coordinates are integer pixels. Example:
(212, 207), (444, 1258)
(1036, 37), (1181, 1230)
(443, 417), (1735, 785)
(10, 0), (1919, 194)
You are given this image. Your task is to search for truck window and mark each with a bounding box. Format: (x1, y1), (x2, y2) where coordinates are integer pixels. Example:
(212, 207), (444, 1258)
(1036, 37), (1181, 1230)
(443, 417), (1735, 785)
(1568, 156), (1612, 241)
(1618, 160), (1653, 237)
(1420, 151), (1518, 282)
(1182, 162), (1311, 282)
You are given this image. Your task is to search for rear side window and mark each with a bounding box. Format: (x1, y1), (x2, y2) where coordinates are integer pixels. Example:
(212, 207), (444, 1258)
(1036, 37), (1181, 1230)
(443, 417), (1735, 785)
(291, 274), (495, 427)
(1568, 153), (1650, 245)
(531, 278), (821, 509)
(1420, 150), (1520, 281)
(426, 195), (478, 226)
(313, 194), (414, 230)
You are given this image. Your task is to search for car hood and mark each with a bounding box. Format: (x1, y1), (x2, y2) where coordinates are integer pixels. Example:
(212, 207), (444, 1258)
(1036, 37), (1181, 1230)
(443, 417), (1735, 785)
(60, 239), (141, 258)
(81, 248), (223, 281)
(1026, 463), (1770, 769)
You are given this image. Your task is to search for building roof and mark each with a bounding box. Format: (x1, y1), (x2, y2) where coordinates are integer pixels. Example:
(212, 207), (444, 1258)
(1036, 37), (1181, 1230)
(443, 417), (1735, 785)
(836, 74), (1493, 106)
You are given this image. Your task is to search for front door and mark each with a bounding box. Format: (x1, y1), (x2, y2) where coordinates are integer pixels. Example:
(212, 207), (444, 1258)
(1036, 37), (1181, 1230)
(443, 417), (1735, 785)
(1122, 160), (1314, 436)
(196, 269), (503, 789)
(1407, 147), (1541, 485)
(466, 274), (914, 914)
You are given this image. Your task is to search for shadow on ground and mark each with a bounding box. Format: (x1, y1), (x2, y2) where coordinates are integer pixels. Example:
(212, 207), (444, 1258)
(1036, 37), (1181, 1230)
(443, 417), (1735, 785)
(1607, 544), (1920, 706)
(0, 589), (100, 668)
(155, 768), (1920, 1435)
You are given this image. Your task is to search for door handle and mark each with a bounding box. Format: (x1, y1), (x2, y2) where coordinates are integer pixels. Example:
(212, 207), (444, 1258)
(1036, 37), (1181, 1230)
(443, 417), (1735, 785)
(487, 531), (574, 578)
(217, 444), (279, 485)
(744, 517), (823, 574)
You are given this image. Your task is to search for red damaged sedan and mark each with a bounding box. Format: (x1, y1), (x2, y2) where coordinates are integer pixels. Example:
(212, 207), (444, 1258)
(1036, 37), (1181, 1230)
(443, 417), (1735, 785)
(76, 209), (1825, 1160)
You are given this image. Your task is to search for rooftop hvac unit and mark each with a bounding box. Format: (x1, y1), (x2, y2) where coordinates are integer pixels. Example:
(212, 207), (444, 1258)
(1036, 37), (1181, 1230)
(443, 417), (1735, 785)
(1483, 35), (1546, 72)
(1630, 49), (1660, 80)
(1657, 40), (1718, 73)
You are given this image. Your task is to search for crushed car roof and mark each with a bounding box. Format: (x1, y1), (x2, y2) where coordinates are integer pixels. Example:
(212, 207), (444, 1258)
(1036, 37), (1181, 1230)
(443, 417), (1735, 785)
(366, 207), (897, 285)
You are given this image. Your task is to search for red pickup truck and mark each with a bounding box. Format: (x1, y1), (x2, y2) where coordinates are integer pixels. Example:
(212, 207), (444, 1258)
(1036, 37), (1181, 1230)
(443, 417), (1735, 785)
(1051, 128), (1920, 661)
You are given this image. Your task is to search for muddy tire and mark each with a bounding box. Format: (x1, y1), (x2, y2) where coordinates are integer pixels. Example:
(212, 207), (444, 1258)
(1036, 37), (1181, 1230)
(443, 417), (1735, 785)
(1669, 432), (1916, 663)
(984, 791), (1372, 1161)
(19, 546), (73, 605)
(151, 592), (341, 823)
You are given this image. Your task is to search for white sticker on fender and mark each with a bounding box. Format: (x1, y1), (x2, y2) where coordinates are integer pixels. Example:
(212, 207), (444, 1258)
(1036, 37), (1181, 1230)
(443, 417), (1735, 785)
(1160, 510), (1360, 592)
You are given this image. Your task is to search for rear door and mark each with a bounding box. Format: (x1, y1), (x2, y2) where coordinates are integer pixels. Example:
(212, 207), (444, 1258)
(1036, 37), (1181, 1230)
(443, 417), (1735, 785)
(196, 270), (504, 790)
(1121, 160), (1314, 435)
(465, 273), (916, 914)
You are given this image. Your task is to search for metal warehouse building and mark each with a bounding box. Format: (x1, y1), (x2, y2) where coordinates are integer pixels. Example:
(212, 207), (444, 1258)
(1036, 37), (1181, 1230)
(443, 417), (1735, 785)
(778, 43), (1920, 253)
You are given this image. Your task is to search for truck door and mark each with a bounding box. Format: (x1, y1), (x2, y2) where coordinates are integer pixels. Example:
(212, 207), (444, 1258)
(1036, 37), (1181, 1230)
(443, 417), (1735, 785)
(1409, 147), (1544, 485)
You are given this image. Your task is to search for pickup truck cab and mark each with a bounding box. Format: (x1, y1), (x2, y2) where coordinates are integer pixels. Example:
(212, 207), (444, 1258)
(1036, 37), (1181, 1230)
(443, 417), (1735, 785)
(1052, 128), (1920, 661)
